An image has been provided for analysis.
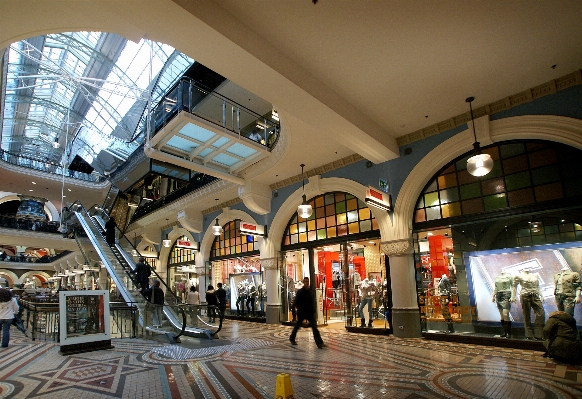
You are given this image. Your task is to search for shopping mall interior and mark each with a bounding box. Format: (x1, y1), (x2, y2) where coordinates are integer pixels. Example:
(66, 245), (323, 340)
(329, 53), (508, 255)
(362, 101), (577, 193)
(0, 1), (581, 398)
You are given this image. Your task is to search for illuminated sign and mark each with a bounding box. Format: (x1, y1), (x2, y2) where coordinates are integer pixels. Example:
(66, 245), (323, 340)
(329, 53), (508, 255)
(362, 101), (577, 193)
(240, 222), (267, 237)
(365, 186), (392, 211)
(175, 240), (199, 250)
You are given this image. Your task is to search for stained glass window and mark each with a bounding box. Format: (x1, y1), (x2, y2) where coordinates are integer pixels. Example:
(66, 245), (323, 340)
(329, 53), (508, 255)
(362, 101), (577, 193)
(169, 236), (196, 264)
(210, 220), (258, 260)
(414, 141), (582, 224)
(282, 192), (379, 248)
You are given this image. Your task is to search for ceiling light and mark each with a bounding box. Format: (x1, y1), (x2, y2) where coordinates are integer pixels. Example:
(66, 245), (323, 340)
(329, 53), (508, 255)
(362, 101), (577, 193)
(212, 199), (223, 236)
(297, 164), (313, 219)
(29, 189), (33, 192)
(31, 182), (36, 184)
(465, 97), (493, 177)
(163, 219), (171, 247)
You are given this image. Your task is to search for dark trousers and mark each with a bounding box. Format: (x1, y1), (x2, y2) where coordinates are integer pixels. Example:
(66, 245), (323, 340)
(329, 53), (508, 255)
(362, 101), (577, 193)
(289, 313), (323, 346)
(520, 293), (545, 339)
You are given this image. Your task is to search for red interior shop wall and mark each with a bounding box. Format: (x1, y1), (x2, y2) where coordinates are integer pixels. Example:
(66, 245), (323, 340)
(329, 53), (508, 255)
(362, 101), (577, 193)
(428, 235), (452, 279)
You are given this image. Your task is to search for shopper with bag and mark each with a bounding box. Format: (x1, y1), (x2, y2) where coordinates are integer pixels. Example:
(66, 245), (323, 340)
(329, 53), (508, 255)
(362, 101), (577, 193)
(0, 288), (19, 348)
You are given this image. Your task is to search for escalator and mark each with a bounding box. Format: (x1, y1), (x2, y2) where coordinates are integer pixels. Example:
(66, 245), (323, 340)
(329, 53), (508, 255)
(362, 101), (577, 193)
(69, 200), (220, 341)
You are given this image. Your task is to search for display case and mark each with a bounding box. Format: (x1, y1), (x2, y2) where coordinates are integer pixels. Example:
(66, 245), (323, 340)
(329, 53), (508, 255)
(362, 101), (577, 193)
(59, 290), (112, 354)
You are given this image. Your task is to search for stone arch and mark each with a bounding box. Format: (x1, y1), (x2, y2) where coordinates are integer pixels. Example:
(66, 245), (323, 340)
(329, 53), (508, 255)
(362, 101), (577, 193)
(158, 226), (197, 274)
(393, 115), (582, 243)
(19, 270), (51, 285)
(266, 176), (392, 259)
(0, 269), (19, 286)
(199, 209), (261, 267)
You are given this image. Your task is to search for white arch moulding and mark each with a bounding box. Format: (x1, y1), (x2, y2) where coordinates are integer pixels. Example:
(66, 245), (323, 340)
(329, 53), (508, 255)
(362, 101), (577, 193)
(265, 176), (393, 259)
(393, 115), (582, 243)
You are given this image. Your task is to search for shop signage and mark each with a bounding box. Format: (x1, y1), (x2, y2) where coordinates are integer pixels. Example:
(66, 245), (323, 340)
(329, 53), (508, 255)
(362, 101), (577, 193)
(240, 222), (267, 237)
(175, 240), (199, 250)
(365, 186), (393, 211)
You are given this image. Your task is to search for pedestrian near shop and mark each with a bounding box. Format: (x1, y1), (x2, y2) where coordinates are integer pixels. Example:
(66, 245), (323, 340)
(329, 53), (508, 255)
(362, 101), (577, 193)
(0, 288), (19, 348)
(289, 277), (325, 348)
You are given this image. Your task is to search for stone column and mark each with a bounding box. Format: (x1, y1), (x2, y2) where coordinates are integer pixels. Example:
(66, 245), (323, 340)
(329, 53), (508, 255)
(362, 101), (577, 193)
(261, 257), (280, 324)
(382, 239), (422, 338)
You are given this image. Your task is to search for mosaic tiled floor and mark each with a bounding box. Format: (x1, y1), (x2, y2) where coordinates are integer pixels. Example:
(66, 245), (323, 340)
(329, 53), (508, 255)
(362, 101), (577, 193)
(0, 320), (581, 398)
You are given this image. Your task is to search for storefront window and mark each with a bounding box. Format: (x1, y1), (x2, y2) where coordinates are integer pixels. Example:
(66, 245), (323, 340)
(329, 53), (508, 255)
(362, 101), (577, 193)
(414, 140), (582, 338)
(280, 192), (387, 331)
(209, 220), (262, 317)
(168, 236), (197, 301)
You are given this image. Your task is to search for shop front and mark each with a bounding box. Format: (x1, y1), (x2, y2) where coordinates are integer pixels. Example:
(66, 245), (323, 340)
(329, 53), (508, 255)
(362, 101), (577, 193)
(280, 191), (392, 332)
(167, 236), (198, 302)
(413, 140), (582, 340)
(209, 220), (264, 318)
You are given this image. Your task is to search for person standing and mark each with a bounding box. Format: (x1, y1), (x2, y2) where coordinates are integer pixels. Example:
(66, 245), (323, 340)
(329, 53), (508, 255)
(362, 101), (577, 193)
(216, 282), (227, 321)
(289, 277), (325, 348)
(105, 216), (117, 246)
(144, 280), (164, 327)
(0, 288), (19, 348)
(186, 286), (200, 326)
(133, 257), (151, 290)
(206, 285), (218, 323)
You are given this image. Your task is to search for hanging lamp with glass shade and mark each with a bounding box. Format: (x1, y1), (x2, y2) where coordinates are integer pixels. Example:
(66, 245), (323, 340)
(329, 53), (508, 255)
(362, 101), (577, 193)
(297, 164), (313, 218)
(212, 199), (224, 236)
(162, 219), (171, 247)
(465, 96), (493, 177)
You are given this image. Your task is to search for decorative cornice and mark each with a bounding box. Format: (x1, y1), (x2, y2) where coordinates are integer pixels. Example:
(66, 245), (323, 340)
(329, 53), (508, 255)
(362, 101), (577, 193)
(260, 257), (277, 270)
(381, 239), (412, 256)
(270, 153), (364, 191)
(396, 69), (582, 147)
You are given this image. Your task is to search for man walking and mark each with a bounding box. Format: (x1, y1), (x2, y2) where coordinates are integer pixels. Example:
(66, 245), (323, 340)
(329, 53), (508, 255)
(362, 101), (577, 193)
(216, 282), (227, 321)
(133, 257), (151, 290)
(289, 277), (325, 348)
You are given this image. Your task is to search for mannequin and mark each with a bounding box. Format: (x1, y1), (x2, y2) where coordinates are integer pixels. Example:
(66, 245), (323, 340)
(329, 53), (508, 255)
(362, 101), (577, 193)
(358, 278), (376, 328)
(447, 253), (457, 284)
(236, 280), (248, 316)
(246, 283), (257, 316)
(351, 271), (362, 290)
(438, 274), (454, 333)
(287, 276), (296, 322)
(492, 271), (515, 338)
(553, 266), (581, 317)
(514, 270), (545, 340)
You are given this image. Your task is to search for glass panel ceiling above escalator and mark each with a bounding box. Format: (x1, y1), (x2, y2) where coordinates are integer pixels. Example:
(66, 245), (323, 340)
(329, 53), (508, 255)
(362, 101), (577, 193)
(1, 31), (193, 176)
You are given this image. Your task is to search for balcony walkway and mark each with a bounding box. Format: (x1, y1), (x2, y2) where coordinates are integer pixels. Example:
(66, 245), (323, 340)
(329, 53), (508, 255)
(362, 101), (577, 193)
(0, 320), (580, 398)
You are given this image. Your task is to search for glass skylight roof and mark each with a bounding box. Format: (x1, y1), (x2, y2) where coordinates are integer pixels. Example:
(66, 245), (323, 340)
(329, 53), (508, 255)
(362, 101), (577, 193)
(1, 32), (193, 176)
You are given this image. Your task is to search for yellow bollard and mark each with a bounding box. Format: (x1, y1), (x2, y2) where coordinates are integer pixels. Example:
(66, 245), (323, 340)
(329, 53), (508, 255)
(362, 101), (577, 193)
(275, 373), (294, 399)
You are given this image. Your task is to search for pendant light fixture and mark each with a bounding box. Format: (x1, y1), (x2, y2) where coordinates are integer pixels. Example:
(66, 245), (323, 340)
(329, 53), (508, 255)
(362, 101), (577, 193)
(297, 164), (313, 219)
(162, 219), (171, 247)
(212, 199), (224, 236)
(465, 97), (493, 177)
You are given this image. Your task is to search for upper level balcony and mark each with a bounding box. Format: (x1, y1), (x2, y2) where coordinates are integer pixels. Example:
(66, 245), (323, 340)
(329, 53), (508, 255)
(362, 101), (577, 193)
(145, 77), (280, 185)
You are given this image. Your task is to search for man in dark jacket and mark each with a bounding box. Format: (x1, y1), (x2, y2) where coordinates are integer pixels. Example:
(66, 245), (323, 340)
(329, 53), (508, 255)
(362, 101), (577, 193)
(289, 277), (325, 348)
(206, 285), (218, 323)
(133, 257), (151, 290)
(143, 279), (164, 327)
(104, 217), (117, 246)
(543, 310), (582, 363)
(216, 282), (227, 320)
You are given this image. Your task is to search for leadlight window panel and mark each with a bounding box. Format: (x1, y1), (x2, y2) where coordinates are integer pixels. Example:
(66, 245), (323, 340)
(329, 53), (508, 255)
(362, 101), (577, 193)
(441, 202), (461, 218)
(461, 198), (483, 214)
(500, 143), (526, 158)
(483, 193), (507, 211)
(425, 206), (441, 221)
(438, 173), (457, 189)
(534, 182), (563, 202)
(439, 188), (459, 204)
(505, 171), (531, 191)
(531, 165), (560, 186)
(529, 148), (557, 168)
(507, 188), (535, 207)
(210, 220), (259, 259)
(481, 177), (505, 196)
(459, 182), (481, 200)
(424, 192), (439, 207)
(503, 155), (529, 175)
(282, 191), (379, 248)
(169, 235), (196, 264)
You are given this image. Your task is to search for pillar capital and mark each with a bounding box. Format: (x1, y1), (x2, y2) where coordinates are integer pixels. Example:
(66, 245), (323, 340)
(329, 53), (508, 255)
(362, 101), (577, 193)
(261, 257), (277, 270)
(381, 239), (413, 257)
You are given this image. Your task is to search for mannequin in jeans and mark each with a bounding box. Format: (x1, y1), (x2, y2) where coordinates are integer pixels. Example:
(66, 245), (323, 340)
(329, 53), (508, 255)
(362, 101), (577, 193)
(514, 270), (545, 340)
(492, 271), (515, 338)
(358, 278), (376, 328)
(553, 266), (581, 317)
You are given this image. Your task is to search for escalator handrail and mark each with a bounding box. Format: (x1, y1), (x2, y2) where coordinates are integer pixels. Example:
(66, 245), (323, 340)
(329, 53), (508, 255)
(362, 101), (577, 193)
(87, 203), (191, 339)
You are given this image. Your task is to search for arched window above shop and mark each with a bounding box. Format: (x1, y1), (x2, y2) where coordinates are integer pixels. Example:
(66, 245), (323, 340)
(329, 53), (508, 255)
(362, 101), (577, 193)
(414, 140), (582, 226)
(169, 235), (196, 264)
(210, 220), (258, 260)
(282, 192), (379, 248)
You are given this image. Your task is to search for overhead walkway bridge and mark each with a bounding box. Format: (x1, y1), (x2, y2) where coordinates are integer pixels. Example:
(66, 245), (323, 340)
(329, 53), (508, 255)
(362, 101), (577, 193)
(66, 201), (222, 342)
